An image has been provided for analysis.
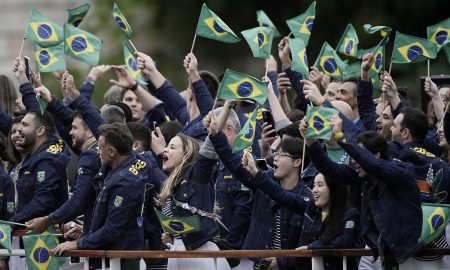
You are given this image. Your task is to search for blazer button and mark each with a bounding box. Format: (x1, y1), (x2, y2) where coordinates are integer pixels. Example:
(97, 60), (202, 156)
(183, 193), (187, 198)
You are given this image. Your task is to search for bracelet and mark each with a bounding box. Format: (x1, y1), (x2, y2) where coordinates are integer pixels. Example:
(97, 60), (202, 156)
(129, 81), (139, 91)
(86, 75), (96, 85)
(334, 131), (344, 141)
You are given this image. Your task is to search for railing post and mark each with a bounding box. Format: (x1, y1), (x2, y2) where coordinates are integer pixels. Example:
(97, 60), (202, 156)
(311, 256), (324, 270)
(110, 258), (121, 270)
(343, 256), (347, 270)
(102, 258), (106, 270)
(83, 257), (89, 270)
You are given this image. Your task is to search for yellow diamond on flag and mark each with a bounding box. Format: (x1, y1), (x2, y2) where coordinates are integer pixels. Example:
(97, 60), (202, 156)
(30, 22), (59, 43)
(227, 79), (263, 100)
(66, 34), (95, 56)
(253, 31), (268, 49)
(397, 42), (431, 62)
(320, 56), (342, 77)
(30, 238), (51, 270)
(203, 17), (227, 37)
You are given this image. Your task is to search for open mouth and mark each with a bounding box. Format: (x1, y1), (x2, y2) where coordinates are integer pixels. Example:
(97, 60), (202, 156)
(162, 154), (169, 164)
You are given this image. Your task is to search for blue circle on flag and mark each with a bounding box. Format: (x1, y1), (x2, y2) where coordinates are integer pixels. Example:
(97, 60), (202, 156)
(237, 82), (253, 97)
(436, 31), (448, 45)
(37, 24), (53, 40)
(0, 231), (3, 239)
(323, 58), (338, 74)
(304, 54), (308, 66)
(169, 221), (185, 232)
(407, 45), (423, 61)
(128, 58), (138, 71)
(213, 21), (225, 33)
(313, 116), (325, 131)
(115, 16), (127, 30)
(71, 36), (88, 52)
(345, 40), (354, 54)
(262, 23), (269, 27)
(375, 53), (382, 70)
(306, 18), (314, 32)
(257, 33), (265, 47)
(431, 214), (445, 230)
(33, 247), (50, 263)
(39, 50), (50, 65)
(244, 126), (254, 140)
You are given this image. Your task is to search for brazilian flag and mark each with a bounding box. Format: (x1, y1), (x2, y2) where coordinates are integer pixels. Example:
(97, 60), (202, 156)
(289, 38), (309, 79)
(391, 31), (438, 64)
(24, 8), (63, 48)
(419, 203), (450, 246)
(232, 107), (257, 153)
(443, 42), (450, 65)
(360, 45), (385, 89)
(123, 42), (146, 85)
(112, 3), (133, 38)
(155, 209), (200, 235)
(427, 18), (450, 51)
(256, 10), (281, 37)
(305, 105), (339, 140)
(0, 223), (12, 253)
(313, 42), (346, 79)
(286, 1), (316, 46)
(34, 43), (65, 72)
(217, 69), (268, 105)
(336, 23), (359, 58)
(342, 61), (361, 81)
(63, 23), (102, 66)
(23, 234), (65, 270)
(67, 3), (91, 27)
(363, 24), (392, 47)
(241, 27), (274, 58)
(195, 3), (240, 43)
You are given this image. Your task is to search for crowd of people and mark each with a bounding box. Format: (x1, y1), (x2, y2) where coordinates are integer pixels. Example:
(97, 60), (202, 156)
(0, 33), (449, 270)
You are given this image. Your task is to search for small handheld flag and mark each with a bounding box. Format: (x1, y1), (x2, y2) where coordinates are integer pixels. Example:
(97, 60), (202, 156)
(289, 38), (309, 79)
(419, 203), (450, 246)
(286, 1), (316, 46)
(195, 4), (240, 44)
(360, 45), (385, 89)
(305, 105), (339, 140)
(63, 23), (102, 66)
(34, 43), (65, 72)
(36, 94), (48, 115)
(217, 69), (268, 105)
(313, 42), (346, 79)
(232, 107), (258, 153)
(241, 27), (274, 58)
(67, 3), (91, 27)
(112, 3), (133, 38)
(427, 18), (450, 51)
(391, 31), (437, 64)
(155, 208), (200, 235)
(24, 9), (63, 48)
(256, 10), (281, 37)
(336, 23), (359, 58)
(0, 223), (12, 253)
(363, 24), (392, 49)
(123, 42), (146, 85)
(23, 234), (65, 270)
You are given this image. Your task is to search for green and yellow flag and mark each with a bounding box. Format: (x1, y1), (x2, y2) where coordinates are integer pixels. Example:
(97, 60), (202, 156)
(67, 3), (91, 27)
(34, 43), (65, 72)
(363, 24), (392, 47)
(305, 105), (339, 140)
(286, 1), (316, 46)
(360, 45), (385, 89)
(336, 23), (359, 58)
(427, 18), (450, 51)
(289, 38), (309, 79)
(23, 234), (65, 270)
(443, 42), (450, 65)
(24, 9), (63, 48)
(0, 223), (12, 253)
(256, 10), (281, 37)
(391, 31), (437, 64)
(342, 62), (361, 81)
(241, 27), (274, 58)
(155, 208), (200, 235)
(112, 3), (133, 38)
(313, 42), (346, 79)
(123, 42), (146, 85)
(63, 23), (102, 66)
(195, 4), (240, 43)
(217, 69), (268, 105)
(233, 107), (258, 153)
(419, 203), (450, 246)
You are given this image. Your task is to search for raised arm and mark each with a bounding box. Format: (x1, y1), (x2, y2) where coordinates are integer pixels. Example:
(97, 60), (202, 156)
(358, 54), (378, 131)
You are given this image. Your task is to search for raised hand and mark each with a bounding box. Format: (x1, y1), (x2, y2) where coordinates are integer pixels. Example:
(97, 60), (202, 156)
(309, 67), (323, 89)
(276, 72), (291, 95)
(61, 71), (80, 100)
(34, 86), (52, 103)
(242, 149), (258, 176)
(151, 127), (166, 156)
(136, 52), (156, 78)
(11, 57), (29, 84)
(277, 36), (292, 68)
(302, 79), (324, 106)
(87, 65), (111, 83)
(183, 52), (200, 81)
(299, 116), (316, 146)
(361, 53), (375, 82)
(424, 77), (439, 99)
(330, 114), (343, 136)
(110, 66), (136, 89)
(381, 71), (398, 100)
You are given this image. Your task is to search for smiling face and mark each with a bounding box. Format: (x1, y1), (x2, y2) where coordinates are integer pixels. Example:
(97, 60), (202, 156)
(376, 104), (394, 140)
(162, 136), (185, 173)
(10, 122), (25, 152)
(312, 173), (330, 210)
(273, 150), (300, 179)
(69, 116), (91, 151)
(122, 90), (144, 122)
(16, 113), (39, 151)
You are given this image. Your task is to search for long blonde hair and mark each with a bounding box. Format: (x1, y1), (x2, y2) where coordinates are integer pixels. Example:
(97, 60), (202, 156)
(157, 134), (200, 205)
